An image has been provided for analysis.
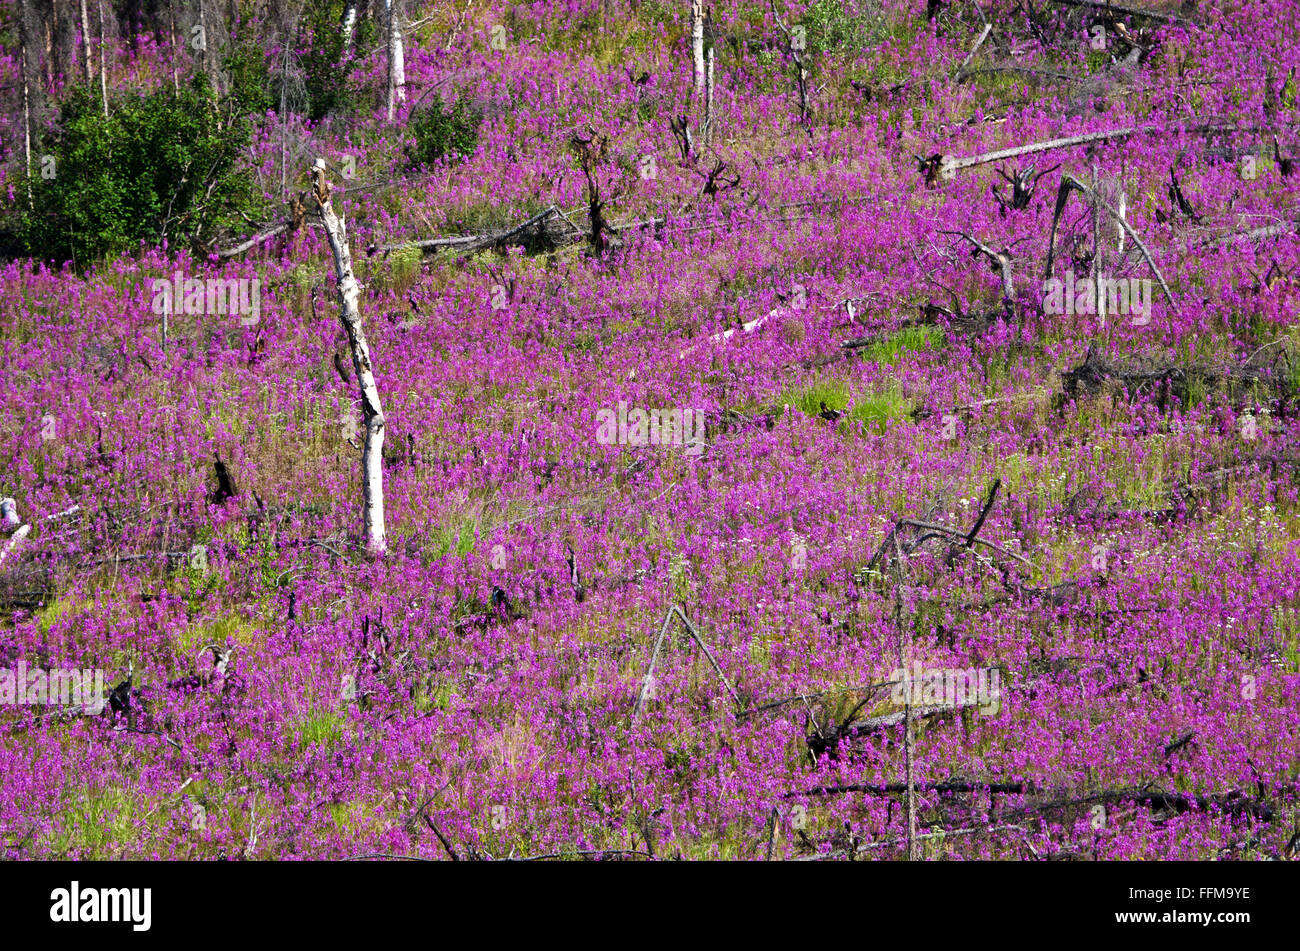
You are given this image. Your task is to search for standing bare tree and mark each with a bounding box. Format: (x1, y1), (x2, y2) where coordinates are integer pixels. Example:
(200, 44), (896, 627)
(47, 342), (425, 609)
(691, 0), (705, 92)
(18, 0), (33, 208)
(79, 0), (93, 85)
(97, 0), (108, 116)
(385, 0), (405, 121)
(312, 159), (387, 553)
(702, 8), (715, 145)
(340, 0), (357, 53)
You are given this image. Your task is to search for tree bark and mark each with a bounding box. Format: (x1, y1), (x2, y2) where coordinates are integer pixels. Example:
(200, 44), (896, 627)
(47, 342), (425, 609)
(340, 0), (357, 54)
(19, 0), (32, 208)
(691, 0), (705, 93)
(386, 0), (406, 121)
(312, 159), (387, 554)
(80, 0), (93, 86)
(702, 18), (714, 145)
(97, 0), (108, 116)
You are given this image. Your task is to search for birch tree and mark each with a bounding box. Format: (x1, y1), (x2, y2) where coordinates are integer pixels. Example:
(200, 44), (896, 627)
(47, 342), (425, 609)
(79, 0), (93, 86)
(19, 0), (32, 207)
(340, 0), (358, 53)
(385, 0), (405, 121)
(702, 8), (714, 145)
(312, 158), (387, 553)
(691, 0), (705, 92)
(96, 0), (108, 116)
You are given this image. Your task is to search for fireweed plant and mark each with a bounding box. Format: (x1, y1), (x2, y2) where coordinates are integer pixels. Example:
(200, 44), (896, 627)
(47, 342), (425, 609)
(0, 0), (1297, 860)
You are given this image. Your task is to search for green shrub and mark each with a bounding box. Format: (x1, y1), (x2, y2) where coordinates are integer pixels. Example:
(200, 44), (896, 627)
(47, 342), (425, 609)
(298, 0), (374, 120)
(407, 98), (484, 168)
(224, 33), (275, 115)
(803, 0), (886, 56)
(15, 77), (265, 267)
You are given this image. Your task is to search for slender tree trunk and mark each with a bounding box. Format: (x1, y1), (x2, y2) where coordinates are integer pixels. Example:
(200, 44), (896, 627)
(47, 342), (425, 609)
(1117, 190), (1127, 253)
(892, 534), (918, 861)
(1091, 164), (1101, 323)
(97, 0), (108, 116)
(170, 5), (179, 92)
(340, 0), (357, 54)
(80, 0), (93, 85)
(279, 44), (288, 201)
(312, 159), (387, 554)
(198, 0), (207, 77)
(702, 16), (714, 145)
(385, 0), (405, 121)
(47, 0), (59, 88)
(19, 0), (32, 209)
(691, 0), (705, 92)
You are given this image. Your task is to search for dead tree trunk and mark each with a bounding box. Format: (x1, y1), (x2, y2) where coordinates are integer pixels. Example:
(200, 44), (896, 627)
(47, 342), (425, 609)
(312, 159), (387, 553)
(691, 0), (705, 92)
(19, 0), (32, 208)
(79, 0), (93, 86)
(385, 0), (406, 121)
(770, 0), (808, 124)
(340, 0), (357, 54)
(891, 533), (919, 861)
(97, 0), (108, 116)
(702, 11), (715, 146)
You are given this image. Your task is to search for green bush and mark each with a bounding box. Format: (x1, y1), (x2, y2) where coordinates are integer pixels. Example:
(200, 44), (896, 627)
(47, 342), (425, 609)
(803, 0), (886, 56)
(15, 77), (265, 267)
(298, 0), (374, 121)
(224, 33), (275, 115)
(407, 98), (484, 169)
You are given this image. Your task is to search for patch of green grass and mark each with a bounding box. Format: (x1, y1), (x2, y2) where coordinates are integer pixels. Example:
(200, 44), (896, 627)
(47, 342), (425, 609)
(36, 595), (84, 639)
(385, 245), (423, 294)
(292, 706), (349, 749)
(47, 787), (141, 856)
(429, 507), (485, 559)
(838, 387), (914, 435)
(176, 612), (256, 658)
(862, 325), (943, 366)
(327, 799), (378, 835)
(784, 378), (851, 416)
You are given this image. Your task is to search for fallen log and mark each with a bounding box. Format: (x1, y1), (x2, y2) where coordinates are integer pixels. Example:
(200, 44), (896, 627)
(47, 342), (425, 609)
(375, 204), (578, 256)
(1045, 0), (1192, 24)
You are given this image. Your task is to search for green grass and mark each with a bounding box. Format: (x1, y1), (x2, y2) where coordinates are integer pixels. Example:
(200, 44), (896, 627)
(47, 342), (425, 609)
(292, 706), (350, 749)
(784, 378), (851, 416)
(862, 325), (944, 366)
(47, 787), (141, 856)
(837, 387), (914, 435)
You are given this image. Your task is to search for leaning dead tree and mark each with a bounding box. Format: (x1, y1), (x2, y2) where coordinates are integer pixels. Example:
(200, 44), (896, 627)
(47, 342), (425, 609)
(1045, 173), (1174, 306)
(312, 158), (388, 553)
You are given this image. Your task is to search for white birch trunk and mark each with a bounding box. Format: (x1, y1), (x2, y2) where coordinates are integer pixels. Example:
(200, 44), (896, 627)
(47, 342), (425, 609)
(386, 0), (406, 121)
(703, 35), (714, 145)
(97, 0), (108, 116)
(80, 0), (93, 86)
(312, 159), (387, 553)
(1117, 190), (1127, 253)
(691, 0), (705, 93)
(340, 0), (357, 53)
(19, 0), (31, 206)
